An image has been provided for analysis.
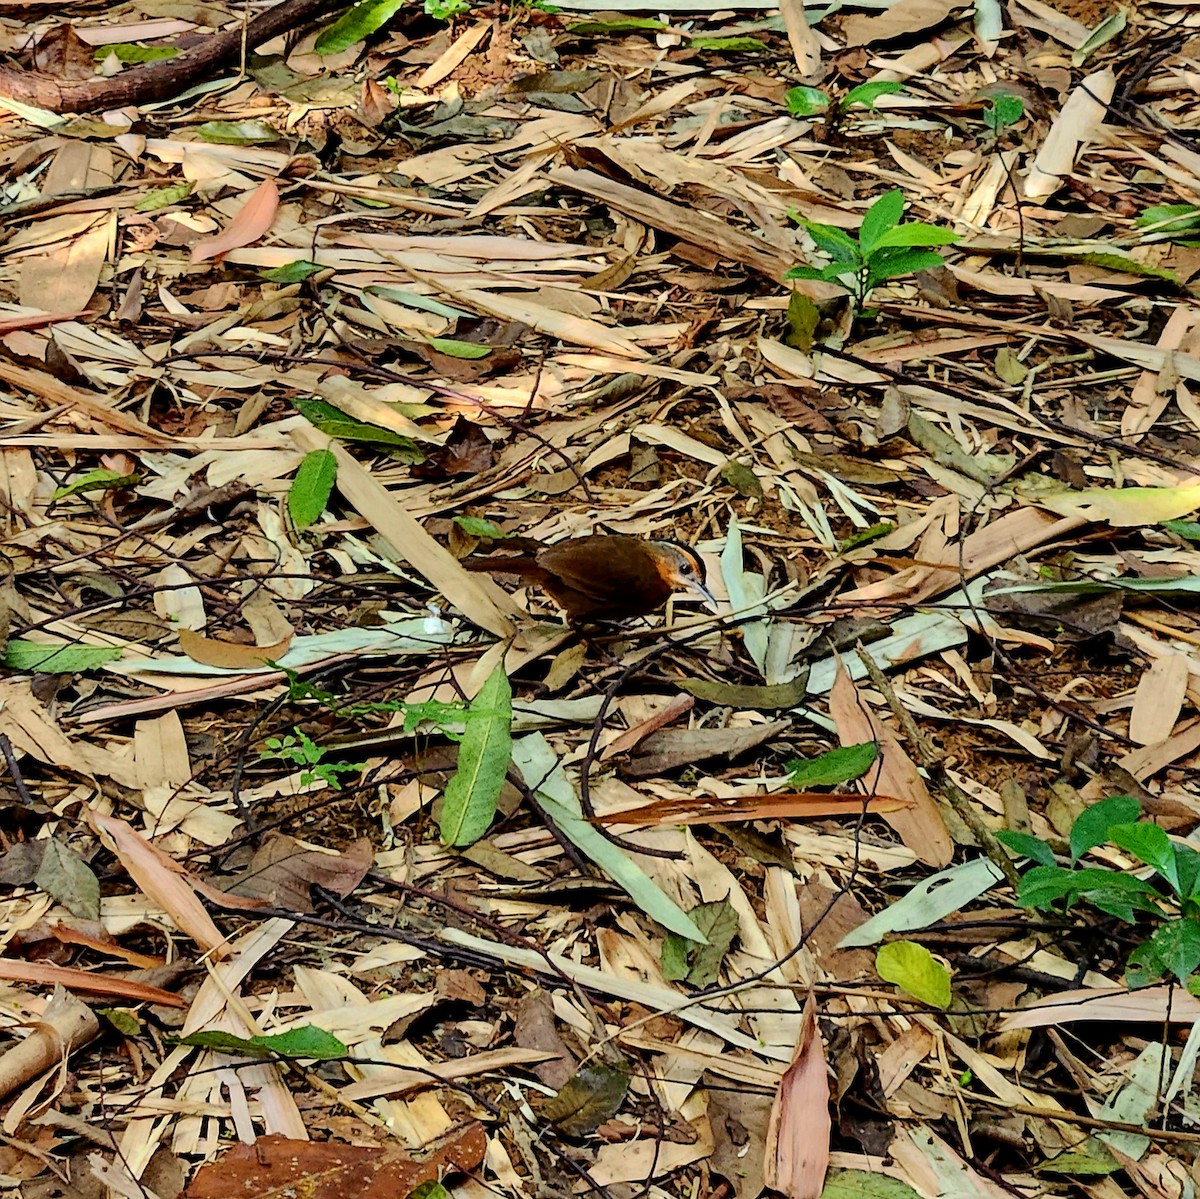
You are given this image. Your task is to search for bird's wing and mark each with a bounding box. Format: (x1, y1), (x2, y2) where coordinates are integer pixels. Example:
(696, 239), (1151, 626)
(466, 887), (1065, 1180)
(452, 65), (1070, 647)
(536, 541), (659, 602)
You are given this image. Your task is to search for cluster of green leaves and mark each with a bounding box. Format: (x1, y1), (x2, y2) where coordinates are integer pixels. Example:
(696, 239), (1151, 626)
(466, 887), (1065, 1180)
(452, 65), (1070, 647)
(662, 898), (738, 985)
(999, 796), (1200, 989)
(785, 188), (959, 312)
(261, 730), (366, 791)
(785, 80), (905, 118)
(983, 93), (1024, 135)
(282, 668), (469, 732)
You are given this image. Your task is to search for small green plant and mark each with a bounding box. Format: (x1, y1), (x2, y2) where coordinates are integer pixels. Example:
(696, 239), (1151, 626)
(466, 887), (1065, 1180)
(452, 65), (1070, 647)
(999, 796), (1200, 990)
(1136, 204), (1200, 247)
(982, 92), (1024, 135)
(785, 188), (959, 312)
(262, 730), (366, 791)
(784, 80), (905, 119)
(425, 0), (469, 18)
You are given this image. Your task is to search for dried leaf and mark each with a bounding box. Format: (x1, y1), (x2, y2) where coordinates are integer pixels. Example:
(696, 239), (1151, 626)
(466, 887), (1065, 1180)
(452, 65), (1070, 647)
(191, 177), (280, 264)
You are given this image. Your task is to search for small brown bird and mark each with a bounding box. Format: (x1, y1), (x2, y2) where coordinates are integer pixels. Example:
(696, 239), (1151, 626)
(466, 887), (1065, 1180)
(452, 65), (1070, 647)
(463, 534), (715, 622)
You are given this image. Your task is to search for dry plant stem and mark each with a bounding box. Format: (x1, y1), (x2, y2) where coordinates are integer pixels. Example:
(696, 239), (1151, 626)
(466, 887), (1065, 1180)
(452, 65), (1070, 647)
(961, 1090), (1200, 1145)
(0, 0), (346, 112)
(853, 644), (1022, 891)
(0, 988), (99, 1102)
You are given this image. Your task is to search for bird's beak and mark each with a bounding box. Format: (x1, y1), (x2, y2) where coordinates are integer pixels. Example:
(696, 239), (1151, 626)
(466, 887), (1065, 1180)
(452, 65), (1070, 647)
(682, 576), (719, 613)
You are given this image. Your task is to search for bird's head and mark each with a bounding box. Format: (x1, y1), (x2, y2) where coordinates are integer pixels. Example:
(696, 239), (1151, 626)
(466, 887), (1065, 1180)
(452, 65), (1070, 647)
(650, 540), (717, 611)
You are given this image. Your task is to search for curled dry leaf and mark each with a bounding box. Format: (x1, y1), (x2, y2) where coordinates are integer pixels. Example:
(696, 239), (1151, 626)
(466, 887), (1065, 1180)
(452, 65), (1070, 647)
(176, 627), (293, 670)
(764, 992), (831, 1199)
(191, 176), (280, 264)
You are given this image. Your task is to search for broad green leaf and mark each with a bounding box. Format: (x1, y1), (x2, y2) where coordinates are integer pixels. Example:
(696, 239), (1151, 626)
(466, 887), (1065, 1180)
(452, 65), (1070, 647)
(842, 80), (904, 110)
(1162, 519), (1200, 540)
(35, 838), (100, 921)
(95, 43), (177, 63)
(1128, 920), (1200, 987)
(511, 734), (706, 941)
(409, 1184), (451, 1199)
(427, 337), (492, 359)
(136, 182), (193, 212)
(821, 1169), (923, 1198)
(178, 1025), (349, 1059)
(568, 16), (665, 32)
(288, 449), (337, 530)
(53, 468), (139, 501)
(688, 36), (768, 50)
(661, 899), (739, 986)
(995, 829), (1056, 868)
(839, 521), (893, 550)
(858, 189), (904, 256)
(1069, 795), (1141, 862)
(984, 93), (1024, 131)
(801, 220), (860, 264)
(1016, 865), (1163, 922)
(5, 640), (121, 673)
(873, 223), (960, 249)
(839, 858), (1004, 947)
(439, 664), (512, 847)
(1109, 822), (1179, 892)
(543, 1062), (630, 1136)
(1137, 203), (1200, 234)
(99, 1009), (142, 1035)
(294, 398), (424, 460)
(196, 121), (280, 145)
(787, 742), (877, 788)
(865, 248), (948, 286)
(453, 515), (507, 539)
(1073, 251), (1178, 282)
(260, 260), (324, 283)
(1072, 8), (1126, 66)
(1037, 1141), (1119, 1176)
(785, 86), (830, 117)
(721, 459), (762, 499)
(876, 941), (951, 1008)
(315, 0), (407, 54)
(783, 265), (826, 281)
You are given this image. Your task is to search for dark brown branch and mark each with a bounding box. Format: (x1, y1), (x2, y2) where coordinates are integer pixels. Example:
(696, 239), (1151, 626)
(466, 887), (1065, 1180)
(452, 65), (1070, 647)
(0, 0), (348, 114)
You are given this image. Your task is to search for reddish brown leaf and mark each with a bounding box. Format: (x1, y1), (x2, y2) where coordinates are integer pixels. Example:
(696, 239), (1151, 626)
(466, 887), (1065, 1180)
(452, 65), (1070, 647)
(191, 177), (280, 264)
(184, 1124), (487, 1199)
(176, 628), (293, 670)
(596, 791), (911, 826)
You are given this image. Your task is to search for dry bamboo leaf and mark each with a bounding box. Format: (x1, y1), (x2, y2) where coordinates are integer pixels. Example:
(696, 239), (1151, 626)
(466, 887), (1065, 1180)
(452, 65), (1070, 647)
(1001, 985), (1200, 1028)
(175, 628), (293, 670)
(599, 791), (912, 826)
(191, 176), (280, 263)
(828, 662), (952, 866)
(87, 811), (230, 960)
(0, 959), (185, 1007)
(290, 425), (518, 638)
(1128, 651), (1190, 747)
(19, 215), (112, 313)
(764, 992), (830, 1198)
(1025, 68), (1115, 199)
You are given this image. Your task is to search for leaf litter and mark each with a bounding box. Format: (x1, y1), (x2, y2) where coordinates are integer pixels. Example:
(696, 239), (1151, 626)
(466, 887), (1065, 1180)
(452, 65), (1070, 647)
(0, 1), (1198, 1198)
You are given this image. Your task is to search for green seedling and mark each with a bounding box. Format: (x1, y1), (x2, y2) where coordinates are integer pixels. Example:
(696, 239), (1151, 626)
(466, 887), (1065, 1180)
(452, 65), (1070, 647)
(785, 188), (958, 313)
(983, 92), (1024, 135)
(262, 730), (366, 791)
(999, 796), (1200, 991)
(784, 80), (905, 119)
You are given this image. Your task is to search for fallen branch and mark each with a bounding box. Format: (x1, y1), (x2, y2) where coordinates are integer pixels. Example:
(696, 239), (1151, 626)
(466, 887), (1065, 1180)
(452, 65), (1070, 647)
(0, 0), (347, 113)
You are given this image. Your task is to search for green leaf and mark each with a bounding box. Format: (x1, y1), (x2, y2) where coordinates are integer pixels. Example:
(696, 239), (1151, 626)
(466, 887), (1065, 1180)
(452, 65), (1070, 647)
(785, 86), (830, 117)
(453, 515), (507, 539)
(196, 121), (280, 145)
(875, 941), (952, 1008)
(35, 838), (100, 921)
(568, 16), (665, 32)
(872, 223), (960, 249)
(1109, 821), (1179, 892)
(177, 1025), (349, 1060)
(95, 43), (178, 63)
(865, 247), (948, 285)
(135, 182), (193, 213)
(1128, 920), (1200, 987)
(52, 468), (139, 501)
(984, 93), (1024, 131)
(721, 459), (763, 500)
(841, 80), (905, 110)
(260, 260), (324, 283)
(424, 0), (469, 17)
(1137, 203), (1200, 234)
(839, 521), (893, 550)
(1070, 795), (1141, 862)
(661, 899), (740, 987)
(801, 220), (860, 264)
(99, 1008), (142, 1035)
(409, 1184), (451, 1199)
(1163, 519), (1200, 540)
(678, 677), (809, 710)
(294, 398), (424, 459)
(315, 0), (407, 54)
(1071, 7), (1126, 66)
(688, 36), (768, 51)
(821, 1169), (923, 1198)
(543, 1063), (630, 1136)
(785, 288), (820, 351)
(439, 665), (513, 847)
(783, 265), (826, 281)
(427, 337), (492, 359)
(787, 742), (877, 788)
(995, 829), (1056, 868)
(858, 189), (905, 256)
(1016, 865), (1163, 922)
(1074, 251), (1178, 283)
(5, 640), (121, 673)
(289, 449), (337, 530)
(1037, 1141), (1120, 1176)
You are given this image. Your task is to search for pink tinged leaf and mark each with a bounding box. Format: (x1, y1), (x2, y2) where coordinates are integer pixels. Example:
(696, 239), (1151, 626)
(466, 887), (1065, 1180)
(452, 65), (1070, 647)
(764, 993), (831, 1199)
(191, 177), (280, 264)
